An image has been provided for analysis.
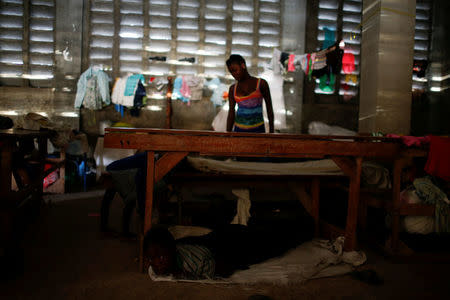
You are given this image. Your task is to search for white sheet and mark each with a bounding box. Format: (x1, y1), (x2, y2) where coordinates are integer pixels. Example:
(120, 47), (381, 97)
(187, 156), (343, 176)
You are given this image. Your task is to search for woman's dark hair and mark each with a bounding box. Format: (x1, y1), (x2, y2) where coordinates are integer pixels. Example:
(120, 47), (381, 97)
(226, 54), (246, 67)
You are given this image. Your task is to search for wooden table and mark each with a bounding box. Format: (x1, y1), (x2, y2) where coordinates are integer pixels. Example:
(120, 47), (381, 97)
(0, 128), (50, 204)
(104, 128), (408, 256)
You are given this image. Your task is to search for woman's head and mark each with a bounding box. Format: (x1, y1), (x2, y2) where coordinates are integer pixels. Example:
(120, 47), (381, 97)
(226, 54), (248, 81)
(143, 226), (176, 275)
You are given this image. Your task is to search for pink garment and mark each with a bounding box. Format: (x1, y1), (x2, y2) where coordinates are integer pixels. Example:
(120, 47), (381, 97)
(180, 76), (191, 99)
(386, 134), (431, 147)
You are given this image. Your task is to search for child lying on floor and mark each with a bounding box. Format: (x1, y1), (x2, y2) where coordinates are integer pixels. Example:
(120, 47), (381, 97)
(144, 217), (314, 280)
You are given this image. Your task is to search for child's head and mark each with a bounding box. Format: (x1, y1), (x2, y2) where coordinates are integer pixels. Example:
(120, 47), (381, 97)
(226, 54), (248, 81)
(143, 226), (176, 275)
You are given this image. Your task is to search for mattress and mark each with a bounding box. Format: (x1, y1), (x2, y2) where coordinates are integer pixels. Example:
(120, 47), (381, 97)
(187, 156), (343, 176)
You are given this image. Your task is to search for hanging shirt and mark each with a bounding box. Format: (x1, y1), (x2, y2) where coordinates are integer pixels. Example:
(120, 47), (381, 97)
(124, 74), (145, 96)
(185, 76), (204, 101)
(233, 78), (265, 133)
(83, 76), (103, 110)
(74, 66), (111, 108)
(111, 77), (127, 105)
(322, 27), (336, 49)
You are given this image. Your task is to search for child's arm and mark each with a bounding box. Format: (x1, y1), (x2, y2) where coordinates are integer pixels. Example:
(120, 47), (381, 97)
(260, 79), (274, 133)
(226, 84), (236, 132)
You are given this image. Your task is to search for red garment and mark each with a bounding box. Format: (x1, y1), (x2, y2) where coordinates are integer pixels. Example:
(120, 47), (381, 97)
(386, 134), (431, 147)
(424, 135), (450, 182)
(305, 53), (311, 75)
(342, 52), (355, 74)
(287, 54), (296, 72)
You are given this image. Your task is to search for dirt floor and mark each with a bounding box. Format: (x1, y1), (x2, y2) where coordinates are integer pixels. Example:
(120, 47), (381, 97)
(1, 193), (449, 300)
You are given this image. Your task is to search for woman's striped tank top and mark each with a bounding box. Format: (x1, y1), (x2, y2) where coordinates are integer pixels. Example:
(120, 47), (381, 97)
(233, 78), (265, 133)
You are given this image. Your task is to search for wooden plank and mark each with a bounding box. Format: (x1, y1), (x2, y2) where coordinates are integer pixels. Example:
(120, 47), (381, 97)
(104, 132), (401, 158)
(399, 204), (435, 216)
(104, 127), (403, 143)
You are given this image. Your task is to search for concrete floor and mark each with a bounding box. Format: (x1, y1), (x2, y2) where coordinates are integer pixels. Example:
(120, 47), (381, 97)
(1, 192), (449, 300)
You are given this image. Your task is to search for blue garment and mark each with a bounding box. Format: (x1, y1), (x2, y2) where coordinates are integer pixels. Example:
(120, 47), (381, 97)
(133, 80), (146, 108)
(114, 104), (124, 117)
(172, 76), (182, 99)
(172, 76), (190, 102)
(124, 74), (145, 96)
(74, 66), (111, 108)
(107, 152), (148, 215)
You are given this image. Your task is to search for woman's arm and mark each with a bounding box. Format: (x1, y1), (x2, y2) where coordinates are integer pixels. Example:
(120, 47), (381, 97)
(226, 85), (236, 132)
(259, 79), (274, 133)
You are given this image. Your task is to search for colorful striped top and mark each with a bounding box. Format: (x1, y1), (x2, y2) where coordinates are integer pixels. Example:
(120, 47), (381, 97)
(233, 78), (265, 133)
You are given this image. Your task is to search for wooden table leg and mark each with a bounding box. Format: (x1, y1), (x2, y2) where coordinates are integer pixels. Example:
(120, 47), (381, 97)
(0, 140), (13, 197)
(332, 156), (363, 251)
(311, 177), (320, 237)
(391, 157), (406, 254)
(344, 157), (362, 251)
(140, 151), (155, 272)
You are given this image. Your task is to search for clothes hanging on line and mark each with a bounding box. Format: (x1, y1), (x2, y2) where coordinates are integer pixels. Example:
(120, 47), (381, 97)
(74, 66), (111, 109)
(281, 42), (344, 79)
(83, 76), (104, 110)
(172, 75), (204, 103)
(111, 74), (147, 116)
(322, 27), (336, 49)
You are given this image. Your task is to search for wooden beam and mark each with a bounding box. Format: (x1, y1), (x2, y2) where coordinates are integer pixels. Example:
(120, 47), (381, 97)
(331, 156), (356, 178)
(155, 152), (188, 182)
